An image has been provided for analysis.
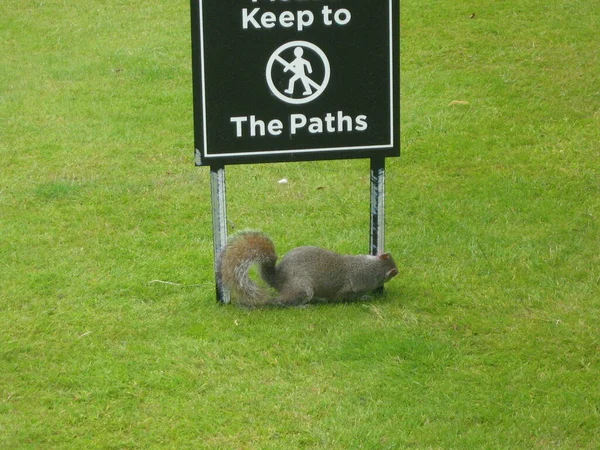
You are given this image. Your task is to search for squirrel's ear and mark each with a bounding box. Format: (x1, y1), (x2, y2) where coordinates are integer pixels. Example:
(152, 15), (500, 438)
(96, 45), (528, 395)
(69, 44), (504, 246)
(378, 253), (392, 260)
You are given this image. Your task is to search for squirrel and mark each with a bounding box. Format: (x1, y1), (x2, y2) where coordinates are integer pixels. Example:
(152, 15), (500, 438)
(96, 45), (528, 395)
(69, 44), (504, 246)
(216, 231), (398, 307)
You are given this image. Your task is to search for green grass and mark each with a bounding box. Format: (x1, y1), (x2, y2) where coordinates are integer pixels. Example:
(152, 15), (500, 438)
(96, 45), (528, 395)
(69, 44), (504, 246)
(1, 0), (599, 448)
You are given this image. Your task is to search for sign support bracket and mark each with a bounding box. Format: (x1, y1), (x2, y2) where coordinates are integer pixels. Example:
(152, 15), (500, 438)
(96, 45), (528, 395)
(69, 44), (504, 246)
(210, 163), (230, 303)
(369, 156), (386, 295)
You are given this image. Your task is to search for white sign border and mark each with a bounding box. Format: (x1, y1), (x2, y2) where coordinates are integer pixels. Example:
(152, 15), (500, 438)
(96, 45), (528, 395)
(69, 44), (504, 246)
(196, 0), (395, 160)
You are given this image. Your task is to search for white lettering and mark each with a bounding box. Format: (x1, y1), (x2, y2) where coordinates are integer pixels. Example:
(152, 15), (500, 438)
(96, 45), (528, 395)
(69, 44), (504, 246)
(268, 119), (284, 136)
(291, 112), (369, 135)
(241, 8), (260, 29)
(231, 116), (247, 137)
(290, 114), (307, 135)
(232, 113), (368, 138)
(355, 115), (368, 131)
(279, 11), (295, 28)
(337, 111), (353, 132)
(297, 10), (314, 31)
(241, 8), (315, 31)
(230, 115), (284, 137)
(249, 115), (266, 137)
(324, 113), (336, 132)
(321, 6), (352, 26)
(335, 9), (352, 26)
(261, 11), (276, 28)
(321, 5), (333, 25)
(308, 117), (322, 134)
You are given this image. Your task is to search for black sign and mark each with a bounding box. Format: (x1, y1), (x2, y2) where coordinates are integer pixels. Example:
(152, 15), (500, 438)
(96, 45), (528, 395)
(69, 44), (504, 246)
(191, 0), (399, 165)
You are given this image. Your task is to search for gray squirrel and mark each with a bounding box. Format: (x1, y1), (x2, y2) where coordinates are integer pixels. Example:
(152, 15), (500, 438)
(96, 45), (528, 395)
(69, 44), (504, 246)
(216, 231), (398, 307)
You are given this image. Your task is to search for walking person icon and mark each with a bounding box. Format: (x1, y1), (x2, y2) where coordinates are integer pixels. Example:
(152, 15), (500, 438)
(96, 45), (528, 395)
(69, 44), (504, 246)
(266, 40), (331, 105)
(284, 47), (315, 96)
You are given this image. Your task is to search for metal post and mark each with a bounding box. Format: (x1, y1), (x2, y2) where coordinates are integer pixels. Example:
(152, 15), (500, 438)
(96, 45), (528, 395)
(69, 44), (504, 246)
(210, 163), (230, 303)
(370, 157), (386, 294)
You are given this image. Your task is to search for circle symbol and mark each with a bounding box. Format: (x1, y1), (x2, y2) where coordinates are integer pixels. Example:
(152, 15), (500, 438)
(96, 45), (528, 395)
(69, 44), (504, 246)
(266, 41), (330, 105)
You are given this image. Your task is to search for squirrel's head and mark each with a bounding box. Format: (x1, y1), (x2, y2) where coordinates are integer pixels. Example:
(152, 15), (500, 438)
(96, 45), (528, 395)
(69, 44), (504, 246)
(377, 253), (399, 281)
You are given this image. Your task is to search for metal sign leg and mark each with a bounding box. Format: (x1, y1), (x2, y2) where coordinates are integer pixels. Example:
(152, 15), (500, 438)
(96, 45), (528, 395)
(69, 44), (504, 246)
(210, 164), (230, 303)
(370, 157), (386, 294)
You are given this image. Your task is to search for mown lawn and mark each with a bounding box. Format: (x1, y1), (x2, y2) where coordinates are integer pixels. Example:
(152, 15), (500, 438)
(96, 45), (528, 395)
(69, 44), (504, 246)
(1, 0), (598, 448)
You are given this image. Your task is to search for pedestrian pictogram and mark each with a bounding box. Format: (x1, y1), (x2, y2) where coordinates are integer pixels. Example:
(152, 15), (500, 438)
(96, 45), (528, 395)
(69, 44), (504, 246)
(266, 41), (330, 105)
(284, 47), (314, 96)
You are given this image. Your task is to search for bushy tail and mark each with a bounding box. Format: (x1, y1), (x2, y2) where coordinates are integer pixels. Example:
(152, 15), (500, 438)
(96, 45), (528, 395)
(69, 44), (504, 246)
(216, 231), (278, 306)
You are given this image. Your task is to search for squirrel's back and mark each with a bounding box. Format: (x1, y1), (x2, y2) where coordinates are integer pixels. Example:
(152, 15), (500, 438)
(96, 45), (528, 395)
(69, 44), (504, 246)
(277, 246), (397, 302)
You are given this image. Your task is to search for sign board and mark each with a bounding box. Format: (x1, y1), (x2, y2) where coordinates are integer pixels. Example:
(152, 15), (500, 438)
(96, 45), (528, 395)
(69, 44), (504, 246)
(191, 0), (399, 165)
